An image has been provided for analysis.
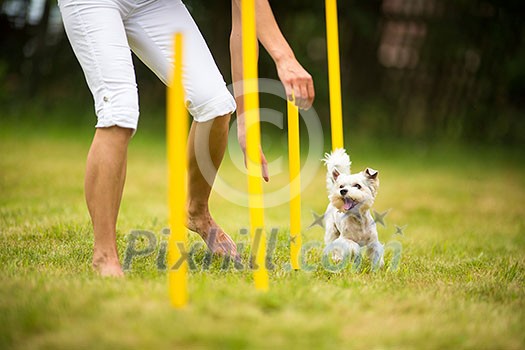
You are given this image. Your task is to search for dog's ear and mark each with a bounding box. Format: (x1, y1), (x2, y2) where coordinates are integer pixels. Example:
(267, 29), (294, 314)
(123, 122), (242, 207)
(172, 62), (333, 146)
(365, 168), (378, 180)
(332, 169), (340, 181)
(363, 168), (379, 195)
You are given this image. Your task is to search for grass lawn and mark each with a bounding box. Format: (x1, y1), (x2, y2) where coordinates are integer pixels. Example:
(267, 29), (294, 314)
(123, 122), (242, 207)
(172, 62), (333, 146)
(1, 120), (524, 349)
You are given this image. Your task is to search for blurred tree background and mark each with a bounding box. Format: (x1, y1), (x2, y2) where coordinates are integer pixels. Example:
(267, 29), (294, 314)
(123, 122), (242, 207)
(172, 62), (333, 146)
(1, 0), (524, 144)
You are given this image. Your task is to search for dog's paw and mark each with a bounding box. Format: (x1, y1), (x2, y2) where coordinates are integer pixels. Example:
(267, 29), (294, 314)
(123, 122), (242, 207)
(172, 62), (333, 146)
(370, 256), (384, 271)
(331, 250), (344, 264)
(348, 242), (361, 258)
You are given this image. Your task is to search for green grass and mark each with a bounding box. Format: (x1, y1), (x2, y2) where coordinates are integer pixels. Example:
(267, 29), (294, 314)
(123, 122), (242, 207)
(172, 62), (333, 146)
(1, 120), (524, 349)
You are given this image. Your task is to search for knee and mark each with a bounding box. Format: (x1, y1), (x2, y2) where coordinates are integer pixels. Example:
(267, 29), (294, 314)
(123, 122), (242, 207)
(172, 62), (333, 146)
(194, 113), (231, 130)
(214, 113), (231, 126)
(94, 126), (133, 148)
(100, 125), (133, 138)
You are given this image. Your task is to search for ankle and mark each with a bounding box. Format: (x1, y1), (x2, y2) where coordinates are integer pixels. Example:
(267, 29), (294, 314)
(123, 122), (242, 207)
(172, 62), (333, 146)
(187, 203), (210, 219)
(93, 248), (119, 264)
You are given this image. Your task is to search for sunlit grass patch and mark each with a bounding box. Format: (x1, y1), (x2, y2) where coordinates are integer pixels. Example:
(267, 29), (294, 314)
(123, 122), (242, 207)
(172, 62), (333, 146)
(0, 126), (524, 349)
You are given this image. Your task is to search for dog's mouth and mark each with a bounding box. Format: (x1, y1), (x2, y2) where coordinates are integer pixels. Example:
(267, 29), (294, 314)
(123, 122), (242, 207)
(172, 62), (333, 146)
(343, 197), (358, 211)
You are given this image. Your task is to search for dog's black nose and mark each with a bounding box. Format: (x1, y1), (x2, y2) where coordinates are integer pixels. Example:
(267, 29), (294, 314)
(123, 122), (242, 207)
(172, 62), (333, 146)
(340, 189), (348, 196)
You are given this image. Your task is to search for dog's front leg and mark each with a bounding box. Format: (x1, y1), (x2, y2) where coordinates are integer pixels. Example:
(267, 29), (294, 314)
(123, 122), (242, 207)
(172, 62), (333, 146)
(324, 237), (360, 263)
(366, 240), (384, 270)
(324, 211), (339, 245)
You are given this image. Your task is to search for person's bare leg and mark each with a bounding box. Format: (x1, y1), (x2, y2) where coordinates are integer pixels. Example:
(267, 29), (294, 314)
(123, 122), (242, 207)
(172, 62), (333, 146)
(186, 114), (238, 257)
(86, 126), (133, 276)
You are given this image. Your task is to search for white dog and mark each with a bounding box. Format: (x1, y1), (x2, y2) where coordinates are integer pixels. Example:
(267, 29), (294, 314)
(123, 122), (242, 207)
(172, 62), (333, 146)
(323, 149), (384, 269)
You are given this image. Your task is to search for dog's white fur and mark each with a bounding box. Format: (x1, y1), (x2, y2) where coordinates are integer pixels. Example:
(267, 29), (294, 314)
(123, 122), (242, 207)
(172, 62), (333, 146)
(322, 148), (384, 268)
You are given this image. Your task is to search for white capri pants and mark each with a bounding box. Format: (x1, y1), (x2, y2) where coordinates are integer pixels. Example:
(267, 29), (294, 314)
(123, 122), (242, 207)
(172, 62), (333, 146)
(58, 0), (236, 131)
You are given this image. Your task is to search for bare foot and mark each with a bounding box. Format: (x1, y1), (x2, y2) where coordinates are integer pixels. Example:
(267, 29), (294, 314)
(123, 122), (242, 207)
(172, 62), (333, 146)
(93, 253), (124, 277)
(187, 212), (238, 258)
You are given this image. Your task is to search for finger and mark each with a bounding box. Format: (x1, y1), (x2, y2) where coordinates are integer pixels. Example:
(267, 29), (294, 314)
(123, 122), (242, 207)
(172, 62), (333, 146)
(291, 82), (304, 109)
(283, 82), (294, 102)
(262, 162), (269, 182)
(299, 81), (309, 110)
(305, 78), (315, 109)
(261, 150), (270, 182)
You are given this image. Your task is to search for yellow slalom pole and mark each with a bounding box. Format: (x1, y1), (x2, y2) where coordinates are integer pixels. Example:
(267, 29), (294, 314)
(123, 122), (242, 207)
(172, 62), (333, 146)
(325, 0), (344, 150)
(241, 0), (269, 291)
(287, 100), (302, 270)
(167, 33), (188, 308)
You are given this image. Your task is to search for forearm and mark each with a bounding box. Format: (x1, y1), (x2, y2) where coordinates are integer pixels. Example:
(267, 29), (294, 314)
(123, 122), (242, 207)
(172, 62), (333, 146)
(230, 0), (307, 181)
(254, 0), (295, 65)
(231, 0), (290, 105)
(231, 0), (314, 112)
(230, 0), (246, 144)
(231, 0), (293, 82)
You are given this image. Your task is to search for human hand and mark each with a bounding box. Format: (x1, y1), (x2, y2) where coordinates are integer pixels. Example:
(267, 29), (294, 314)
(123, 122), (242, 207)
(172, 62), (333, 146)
(237, 129), (269, 182)
(276, 57), (315, 110)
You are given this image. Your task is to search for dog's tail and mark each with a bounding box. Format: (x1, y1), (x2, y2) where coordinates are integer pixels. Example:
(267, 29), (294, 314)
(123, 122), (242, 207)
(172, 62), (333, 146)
(323, 148), (351, 191)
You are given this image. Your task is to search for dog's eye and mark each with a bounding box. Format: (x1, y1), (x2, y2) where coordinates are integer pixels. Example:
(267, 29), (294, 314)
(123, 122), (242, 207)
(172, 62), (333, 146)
(339, 185), (344, 189)
(353, 184), (362, 189)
